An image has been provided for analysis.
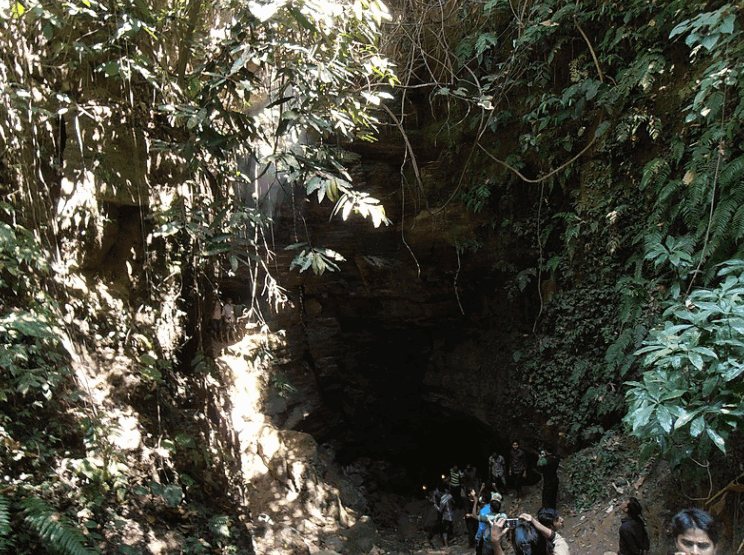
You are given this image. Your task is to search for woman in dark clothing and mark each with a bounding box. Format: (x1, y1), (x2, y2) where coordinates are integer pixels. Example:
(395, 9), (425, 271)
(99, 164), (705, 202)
(618, 497), (649, 555)
(537, 445), (560, 509)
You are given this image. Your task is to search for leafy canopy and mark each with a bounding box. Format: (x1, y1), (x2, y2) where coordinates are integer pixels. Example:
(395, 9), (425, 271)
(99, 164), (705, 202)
(0, 0), (398, 551)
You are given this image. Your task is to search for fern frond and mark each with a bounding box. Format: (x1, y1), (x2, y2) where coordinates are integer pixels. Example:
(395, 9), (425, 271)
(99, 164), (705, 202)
(0, 494), (12, 552)
(670, 139), (686, 165)
(682, 175), (712, 228)
(730, 204), (744, 245)
(0, 495), (10, 537)
(705, 160), (744, 243)
(697, 127), (725, 151)
(640, 157), (670, 190)
(643, 229), (663, 252)
(21, 495), (98, 555)
(656, 177), (684, 208)
(601, 53), (664, 107)
(619, 52), (667, 94)
(709, 196), (738, 241)
(638, 54), (666, 92)
(605, 327), (638, 375)
(701, 90), (725, 123)
(718, 155), (744, 189)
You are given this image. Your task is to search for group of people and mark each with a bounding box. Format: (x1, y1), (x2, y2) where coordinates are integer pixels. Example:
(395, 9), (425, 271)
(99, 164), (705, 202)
(424, 464), (478, 548)
(438, 441), (560, 512)
(479, 504), (719, 555)
(424, 444), (722, 555)
(425, 441), (560, 550)
(211, 297), (236, 342)
(465, 488), (568, 555)
(488, 441), (560, 507)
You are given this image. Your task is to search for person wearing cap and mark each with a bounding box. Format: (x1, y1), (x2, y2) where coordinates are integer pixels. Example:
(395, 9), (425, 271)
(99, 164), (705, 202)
(468, 490), (507, 555)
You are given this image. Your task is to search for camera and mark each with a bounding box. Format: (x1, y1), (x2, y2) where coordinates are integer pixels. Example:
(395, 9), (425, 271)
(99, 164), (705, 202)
(505, 518), (519, 529)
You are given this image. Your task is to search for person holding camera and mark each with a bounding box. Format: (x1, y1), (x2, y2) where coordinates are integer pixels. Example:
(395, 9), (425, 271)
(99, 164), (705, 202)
(466, 486), (485, 550)
(467, 491), (507, 555)
(519, 508), (570, 555)
(488, 516), (546, 555)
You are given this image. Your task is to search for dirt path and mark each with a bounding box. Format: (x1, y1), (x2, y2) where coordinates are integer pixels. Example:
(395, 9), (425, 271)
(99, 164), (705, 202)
(370, 482), (627, 555)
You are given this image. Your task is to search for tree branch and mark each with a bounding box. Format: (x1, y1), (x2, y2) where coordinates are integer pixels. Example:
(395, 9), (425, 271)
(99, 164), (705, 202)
(477, 131), (598, 184)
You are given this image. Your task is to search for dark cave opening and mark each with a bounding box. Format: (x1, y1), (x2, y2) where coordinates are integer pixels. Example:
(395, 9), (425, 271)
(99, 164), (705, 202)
(283, 312), (536, 496)
(301, 399), (510, 494)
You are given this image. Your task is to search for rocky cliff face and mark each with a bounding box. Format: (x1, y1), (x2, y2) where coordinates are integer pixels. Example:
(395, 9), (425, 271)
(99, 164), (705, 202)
(233, 141), (544, 491)
(56, 111), (547, 546)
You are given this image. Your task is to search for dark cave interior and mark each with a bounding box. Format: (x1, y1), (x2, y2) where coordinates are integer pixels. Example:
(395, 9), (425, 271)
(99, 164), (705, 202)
(293, 315), (528, 494)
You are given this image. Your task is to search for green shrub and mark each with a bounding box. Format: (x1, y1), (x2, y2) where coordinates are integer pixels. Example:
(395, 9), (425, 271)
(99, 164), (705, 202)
(625, 259), (744, 470)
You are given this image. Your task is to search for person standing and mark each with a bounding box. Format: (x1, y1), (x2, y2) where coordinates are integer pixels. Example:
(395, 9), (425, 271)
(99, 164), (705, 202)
(469, 491), (507, 555)
(489, 451), (506, 494)
(465, 486), (482, 550)
(222, 297), (235, 342)
(618, 497), (649, 555)
(464, 463), (481, 499)
(438, 485), (455, 548)
(537, 445), (560, 509)
(449, 464), (465, 508)
(211, 298), (223, 339)
(509, 441), (527, 501)
(425, 490), (443, 547)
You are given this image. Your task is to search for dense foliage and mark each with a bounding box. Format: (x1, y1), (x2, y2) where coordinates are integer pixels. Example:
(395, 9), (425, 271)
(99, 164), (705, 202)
(3, 0), (744, 549)
(626, 260), (744, 468)
(383, 0), (744, 464)
(0, 0), (394, 551)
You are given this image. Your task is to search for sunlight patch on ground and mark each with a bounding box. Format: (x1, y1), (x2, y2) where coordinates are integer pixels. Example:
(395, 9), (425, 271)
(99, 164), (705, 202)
(218, 330), (284, 483)
(110, 410), (142, 451)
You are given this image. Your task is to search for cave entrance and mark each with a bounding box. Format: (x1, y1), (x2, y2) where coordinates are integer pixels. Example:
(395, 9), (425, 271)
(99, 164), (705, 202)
(308, 401), (507, 495)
